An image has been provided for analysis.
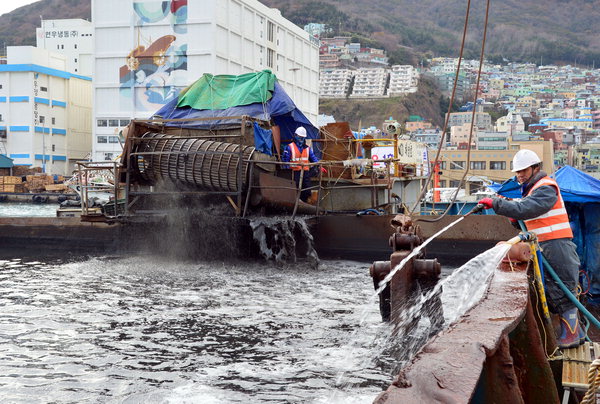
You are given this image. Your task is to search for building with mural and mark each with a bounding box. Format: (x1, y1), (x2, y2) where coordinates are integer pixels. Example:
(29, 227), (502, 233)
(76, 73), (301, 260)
(0, 46), (92, 175)
(36, 19), (94, 76)
(91, 0), (319, 161)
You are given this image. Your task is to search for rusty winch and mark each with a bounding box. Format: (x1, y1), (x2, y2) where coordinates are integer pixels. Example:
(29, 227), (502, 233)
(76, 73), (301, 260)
(369, 214), (444, 331)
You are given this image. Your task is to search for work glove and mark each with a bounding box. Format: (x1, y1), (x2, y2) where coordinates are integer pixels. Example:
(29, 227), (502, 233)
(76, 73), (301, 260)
(320, 166), (328, 174)
(478, 197), (494, 209)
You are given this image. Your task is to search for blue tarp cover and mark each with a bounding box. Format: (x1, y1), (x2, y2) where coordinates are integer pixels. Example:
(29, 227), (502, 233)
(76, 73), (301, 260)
(253, 122), (273, 156)
(153, 79), (318, 145)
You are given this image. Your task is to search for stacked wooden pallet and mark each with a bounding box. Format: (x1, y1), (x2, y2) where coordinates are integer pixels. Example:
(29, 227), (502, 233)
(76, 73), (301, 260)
(0, 176), (24, 192)
(24, 174), (55, 192)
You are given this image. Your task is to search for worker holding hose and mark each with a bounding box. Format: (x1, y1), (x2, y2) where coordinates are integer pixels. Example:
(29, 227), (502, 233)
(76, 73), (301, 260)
(478, 149), (584, 348)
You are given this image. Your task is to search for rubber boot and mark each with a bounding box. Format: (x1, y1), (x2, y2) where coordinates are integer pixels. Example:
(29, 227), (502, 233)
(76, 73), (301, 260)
(557, 307), (585, 349)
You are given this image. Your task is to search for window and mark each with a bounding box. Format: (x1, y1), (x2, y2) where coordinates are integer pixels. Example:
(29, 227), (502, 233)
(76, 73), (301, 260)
(104, 153), (113, 161)
(74, 58), (77, 63)
(97, 119), (108, 127)
(0, 129), (6, 139)
(450, 180), (461, 188)
(52, 117), (56, 125)
(109, 136), (120, 144)
(39, 116), (45, 124)
(451, 161), (465, 170)
(267, 21), (274, 42)
(490, 161), (507, 170)
(52, 144), (55, 152)
(267, 49), (274, 68)
(120, 119), (131, 126)
(109, 119), (119, 127)
(74, 44), (77, 49)
(0, 84), (3, 89)
(0, 114), (3, 121)
(470, 161), (486, 170)
(61, 44), (64, 49)
(97, 136), (108, 143)
(40, 86), (47, 92)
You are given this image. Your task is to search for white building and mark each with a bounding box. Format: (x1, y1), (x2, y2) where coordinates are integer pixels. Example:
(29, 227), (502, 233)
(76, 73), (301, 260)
(0, 47), (92, 174)
(92, 0), (319, 161)
(36, 19), (94, 76)
(319, 69), (353, 98)
(388, 64), (418, 96)
(350, 67), (388, 98)
(495, 111), (525, 135)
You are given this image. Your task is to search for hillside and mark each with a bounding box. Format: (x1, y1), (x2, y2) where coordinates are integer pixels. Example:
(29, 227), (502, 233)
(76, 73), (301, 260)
(319, 77), (451, 129)
(1, 0), (599, 66)
(261, 0), (600, 66)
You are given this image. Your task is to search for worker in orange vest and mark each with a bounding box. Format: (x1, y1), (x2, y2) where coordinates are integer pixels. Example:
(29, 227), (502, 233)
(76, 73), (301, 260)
(478, 149), (583, 348)
(282, 126), (321, 202)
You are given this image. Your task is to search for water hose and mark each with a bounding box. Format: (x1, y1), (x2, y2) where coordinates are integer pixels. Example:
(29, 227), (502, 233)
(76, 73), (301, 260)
(529, 241), (551, 320)
(517, 221), (600, 331)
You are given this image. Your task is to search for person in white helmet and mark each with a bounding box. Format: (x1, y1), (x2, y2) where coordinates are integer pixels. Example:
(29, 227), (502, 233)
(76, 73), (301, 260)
(478, 149), (583, 348)
(281, 126), (321, 202)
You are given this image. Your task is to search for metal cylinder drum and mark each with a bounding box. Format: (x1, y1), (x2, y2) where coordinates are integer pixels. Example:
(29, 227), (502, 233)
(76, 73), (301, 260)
(133, 132), (255, 192)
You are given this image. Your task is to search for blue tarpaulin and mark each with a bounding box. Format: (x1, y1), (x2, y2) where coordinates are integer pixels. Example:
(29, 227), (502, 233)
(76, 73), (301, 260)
(253, 122), (273, 156)
(152, 80), (319, 146)
(490, 166), (600, 303)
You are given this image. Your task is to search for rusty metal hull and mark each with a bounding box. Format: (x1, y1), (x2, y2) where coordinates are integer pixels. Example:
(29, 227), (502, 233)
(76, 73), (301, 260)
(308, 214), (518, 264)
(374, 266), (559, 404)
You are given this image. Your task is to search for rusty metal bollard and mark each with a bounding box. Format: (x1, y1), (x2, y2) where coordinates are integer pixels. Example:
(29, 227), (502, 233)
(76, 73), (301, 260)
(369, 214), (443, 333)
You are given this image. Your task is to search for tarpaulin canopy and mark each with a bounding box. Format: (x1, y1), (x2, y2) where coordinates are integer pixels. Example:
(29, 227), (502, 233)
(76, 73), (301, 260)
(490, 165), (600, 202)
(177, 70), (276, 110)
(554, 165), (600, 203)
(152, 70), (319, 149)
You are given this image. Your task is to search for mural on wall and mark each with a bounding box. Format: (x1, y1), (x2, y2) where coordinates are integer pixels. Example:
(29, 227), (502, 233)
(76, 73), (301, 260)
(133, 0), (188, 34)
(121, 1), (188, 112)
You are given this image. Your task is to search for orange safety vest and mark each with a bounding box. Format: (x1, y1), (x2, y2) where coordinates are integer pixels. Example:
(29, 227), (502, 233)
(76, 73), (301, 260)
(289, 143), (310, 171)
(523, 176), (573, 242)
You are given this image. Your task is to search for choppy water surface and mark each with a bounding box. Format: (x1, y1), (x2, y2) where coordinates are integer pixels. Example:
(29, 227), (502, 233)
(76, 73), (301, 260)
(0, 202), (58, 217)
(0, 256), (393, 403)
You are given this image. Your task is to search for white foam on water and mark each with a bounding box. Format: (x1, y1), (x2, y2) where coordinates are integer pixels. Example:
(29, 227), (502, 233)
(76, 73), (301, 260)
(249, 216), (319, 266)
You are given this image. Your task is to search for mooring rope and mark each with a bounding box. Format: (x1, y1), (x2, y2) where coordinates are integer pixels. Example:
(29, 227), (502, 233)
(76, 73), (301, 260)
(581, 359), (600, 404)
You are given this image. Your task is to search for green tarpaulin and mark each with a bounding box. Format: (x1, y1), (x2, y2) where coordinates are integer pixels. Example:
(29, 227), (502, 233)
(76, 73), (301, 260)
(177, 70), (276, 111)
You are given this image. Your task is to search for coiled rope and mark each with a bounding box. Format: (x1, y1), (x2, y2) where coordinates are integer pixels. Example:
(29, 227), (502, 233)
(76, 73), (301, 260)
(581, 359), (600, 404)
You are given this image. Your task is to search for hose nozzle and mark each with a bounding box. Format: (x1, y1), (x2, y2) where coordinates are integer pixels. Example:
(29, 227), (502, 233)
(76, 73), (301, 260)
(467, 203), (485, 215)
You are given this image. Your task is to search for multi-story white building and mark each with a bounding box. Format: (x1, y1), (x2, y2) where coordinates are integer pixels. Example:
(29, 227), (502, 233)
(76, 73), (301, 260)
(92, 0), (319, 161)
(319, 69), (353, 98)
(350, 67), (388, 97)
(36, 19), (94, 76)
(0, 47), (92, 174)
(388, 64), (418, 96)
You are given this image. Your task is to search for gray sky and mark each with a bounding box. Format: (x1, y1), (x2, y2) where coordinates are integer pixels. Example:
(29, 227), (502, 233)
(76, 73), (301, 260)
(0, 0), (39, 17)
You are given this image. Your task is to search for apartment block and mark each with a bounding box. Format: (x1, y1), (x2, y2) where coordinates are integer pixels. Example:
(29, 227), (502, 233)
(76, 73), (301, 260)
(388, 65), (418, 96)
(350, 67), (388, 97)
(319, 69), (352, 98)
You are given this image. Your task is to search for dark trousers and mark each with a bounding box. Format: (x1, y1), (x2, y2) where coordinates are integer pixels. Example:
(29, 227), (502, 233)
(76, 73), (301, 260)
(541, 238), (580, 314)
(293, 171), (312, 202)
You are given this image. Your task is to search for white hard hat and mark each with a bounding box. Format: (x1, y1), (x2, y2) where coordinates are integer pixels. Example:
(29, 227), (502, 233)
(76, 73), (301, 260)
(294, 127), (307, 138)
(512, 149), (541, 172)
